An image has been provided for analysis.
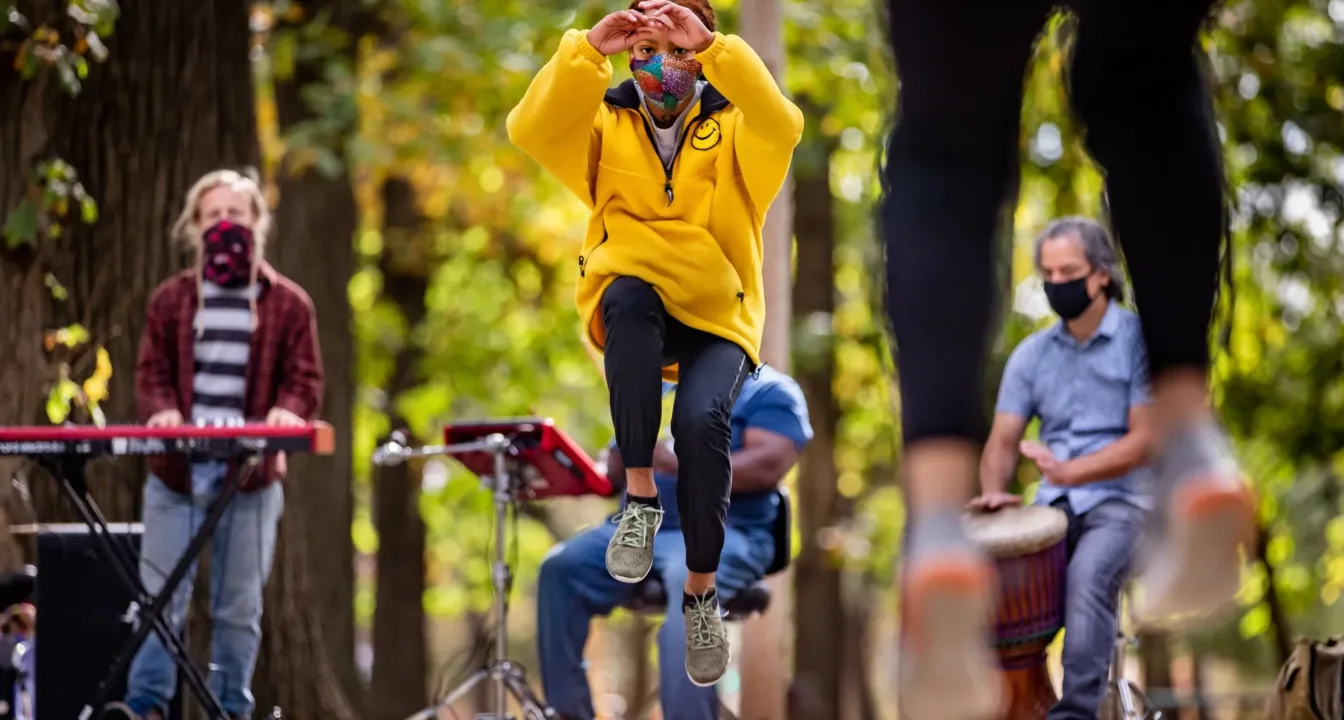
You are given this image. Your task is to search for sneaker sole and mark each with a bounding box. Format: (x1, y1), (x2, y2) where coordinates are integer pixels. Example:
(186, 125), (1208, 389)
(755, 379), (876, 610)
(607, 515), (663, 584)
(1135, 479), (1255, 629)
(899, 556), (1004, 720)
(686, 645), (731, 688)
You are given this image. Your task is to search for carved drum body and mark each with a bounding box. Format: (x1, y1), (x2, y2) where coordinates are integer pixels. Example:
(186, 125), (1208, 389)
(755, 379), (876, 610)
(964, 505), (1069, 720)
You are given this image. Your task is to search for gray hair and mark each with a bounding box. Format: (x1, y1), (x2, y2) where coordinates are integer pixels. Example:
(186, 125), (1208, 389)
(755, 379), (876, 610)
(1033, 216), (1126, 303)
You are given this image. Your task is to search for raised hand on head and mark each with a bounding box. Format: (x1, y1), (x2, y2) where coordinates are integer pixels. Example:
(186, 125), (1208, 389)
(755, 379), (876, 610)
(637, 0), (714, 52)
(587, 10), (659, 56)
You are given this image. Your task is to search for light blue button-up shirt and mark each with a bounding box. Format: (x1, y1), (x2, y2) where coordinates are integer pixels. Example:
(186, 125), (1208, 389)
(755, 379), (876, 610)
(995, 301), (1152, 514)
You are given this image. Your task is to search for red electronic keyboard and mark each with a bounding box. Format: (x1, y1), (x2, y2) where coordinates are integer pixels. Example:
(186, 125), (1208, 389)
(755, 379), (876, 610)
(0, 420), (335, 720)
(0, 421), (335, 458)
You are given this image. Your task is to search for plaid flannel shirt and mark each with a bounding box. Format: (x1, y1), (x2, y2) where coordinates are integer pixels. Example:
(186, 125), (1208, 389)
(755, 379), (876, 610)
(134, 262), (324, 493)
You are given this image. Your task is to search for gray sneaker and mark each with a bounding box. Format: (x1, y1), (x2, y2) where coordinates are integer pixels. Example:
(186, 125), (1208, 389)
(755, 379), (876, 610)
(684, 591), (730, 687)
(1134, 422), (1255, 628)
(605, 503), (663, 583)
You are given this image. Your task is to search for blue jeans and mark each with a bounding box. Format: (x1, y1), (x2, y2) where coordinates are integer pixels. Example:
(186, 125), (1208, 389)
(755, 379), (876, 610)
(126, 462), (284, 718)
(1048, 498), (1144, 720)
(537, 521), (774, 720)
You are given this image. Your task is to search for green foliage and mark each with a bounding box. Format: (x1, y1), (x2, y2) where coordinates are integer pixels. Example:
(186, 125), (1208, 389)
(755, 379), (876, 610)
(1200, 0), (1344, 659)
(3, 159), (99, 248)
(42, 325), (111, 427)
(4, 0), (118, 95)
(2, 2), (113, 259)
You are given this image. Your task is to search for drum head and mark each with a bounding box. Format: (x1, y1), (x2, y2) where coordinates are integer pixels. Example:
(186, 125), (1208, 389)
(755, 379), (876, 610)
(963, 505), (1068, 558)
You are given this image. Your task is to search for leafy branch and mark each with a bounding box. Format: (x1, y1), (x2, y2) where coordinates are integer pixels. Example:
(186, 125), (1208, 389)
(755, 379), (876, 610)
(2, 158), (98, 248)
(3, 0), (118, 96)
(43, 323), (111, 427)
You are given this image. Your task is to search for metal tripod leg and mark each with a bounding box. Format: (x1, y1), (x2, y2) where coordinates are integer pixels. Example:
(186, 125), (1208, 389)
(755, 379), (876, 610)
(43, 457), (231, 720)
(1109, 590), (1162, 720)
(407, 661), (556, 720)
(395, 436), (558, 720)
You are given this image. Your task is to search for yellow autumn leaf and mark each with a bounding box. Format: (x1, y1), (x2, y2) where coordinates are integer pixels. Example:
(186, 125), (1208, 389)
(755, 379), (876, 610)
(83, 346), (113, 405)
(45, 378), (82, 424)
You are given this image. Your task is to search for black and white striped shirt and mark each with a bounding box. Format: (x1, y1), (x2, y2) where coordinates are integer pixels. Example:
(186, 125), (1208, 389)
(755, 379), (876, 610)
(191, 282), (253, 421)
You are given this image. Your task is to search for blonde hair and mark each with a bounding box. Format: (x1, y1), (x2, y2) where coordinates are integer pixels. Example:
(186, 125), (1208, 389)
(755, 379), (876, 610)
(174, 168), (272, 334)
(172, 168), (272, 248)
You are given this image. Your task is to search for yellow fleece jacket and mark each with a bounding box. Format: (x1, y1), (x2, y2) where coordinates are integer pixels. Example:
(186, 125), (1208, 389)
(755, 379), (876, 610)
(506, 30), (803, 379)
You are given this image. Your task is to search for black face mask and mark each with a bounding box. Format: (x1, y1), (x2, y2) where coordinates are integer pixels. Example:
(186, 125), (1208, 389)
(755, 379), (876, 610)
(1043, 277), (1096, 320)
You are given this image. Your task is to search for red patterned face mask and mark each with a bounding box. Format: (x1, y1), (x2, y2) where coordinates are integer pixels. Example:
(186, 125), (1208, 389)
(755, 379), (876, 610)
(200, 220), (255, 288)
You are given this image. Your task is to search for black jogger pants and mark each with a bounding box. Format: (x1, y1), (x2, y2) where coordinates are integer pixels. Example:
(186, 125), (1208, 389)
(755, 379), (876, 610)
(600, 276), (751, 574)
(883, 0), (1226, 445)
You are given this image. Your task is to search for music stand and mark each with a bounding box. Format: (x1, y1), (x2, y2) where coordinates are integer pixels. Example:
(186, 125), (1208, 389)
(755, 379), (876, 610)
(372, 418), (610, 720)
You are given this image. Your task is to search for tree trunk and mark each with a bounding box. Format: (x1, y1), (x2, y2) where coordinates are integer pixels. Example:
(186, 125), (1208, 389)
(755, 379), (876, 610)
(3, 0), (259, 523)
(267, 0), (366, 709)
(842, 572), (879, 720)
(0, 34), (52, 570)
(1138, 631), (1174, 717)
(789, 118), (845, 719)
(737, 2), (793, 716)
(622, 615), (653, 717)
(1189, 648), (1210, 720)
(0, 0), (55, 439)
(1255, 524), (1292, 667)
(3, 1), (310, 718)
(369, 175), (430, 720)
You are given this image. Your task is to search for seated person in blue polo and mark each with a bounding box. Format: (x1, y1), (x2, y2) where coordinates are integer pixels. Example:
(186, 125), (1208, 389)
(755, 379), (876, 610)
(537, 366), (811, 720)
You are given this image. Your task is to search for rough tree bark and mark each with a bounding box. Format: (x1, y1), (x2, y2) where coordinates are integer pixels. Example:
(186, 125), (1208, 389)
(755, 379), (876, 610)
(2, 0), (257, 525)
(266, 0), (366, 709)
(1138, 631), (1174, 716)
(0, 0), (56, 571)
(737, 1), (793, 717)
(3, 2), (291, 717)
(368, 176), (430, 720)
(788, 116), (847, 719)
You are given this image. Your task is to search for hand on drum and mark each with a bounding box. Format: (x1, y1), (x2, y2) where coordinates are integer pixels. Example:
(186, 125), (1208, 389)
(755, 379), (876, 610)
(1020, 440), (1078, 486)
(966, 492), (1021, 512)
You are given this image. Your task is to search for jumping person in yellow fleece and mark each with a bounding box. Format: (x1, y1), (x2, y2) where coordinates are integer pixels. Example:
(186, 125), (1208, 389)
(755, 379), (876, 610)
(507, 0), (801, 689)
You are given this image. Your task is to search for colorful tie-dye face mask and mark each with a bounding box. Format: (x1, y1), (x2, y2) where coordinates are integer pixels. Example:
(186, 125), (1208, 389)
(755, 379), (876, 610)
(630, 54), (702, 112)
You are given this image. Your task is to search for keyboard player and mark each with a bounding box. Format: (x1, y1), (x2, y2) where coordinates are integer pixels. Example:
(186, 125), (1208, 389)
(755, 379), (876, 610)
(104, 169), (324, 720)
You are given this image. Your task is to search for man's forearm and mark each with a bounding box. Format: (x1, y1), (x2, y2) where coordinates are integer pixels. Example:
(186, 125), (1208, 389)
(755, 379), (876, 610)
(1062, 433), (1151, 485)
(979, 441), (1018, 494)
(730, 448), (790, 493)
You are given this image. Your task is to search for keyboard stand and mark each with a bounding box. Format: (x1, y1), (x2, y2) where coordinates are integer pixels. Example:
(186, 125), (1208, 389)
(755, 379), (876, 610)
(35, 455), (241, 720)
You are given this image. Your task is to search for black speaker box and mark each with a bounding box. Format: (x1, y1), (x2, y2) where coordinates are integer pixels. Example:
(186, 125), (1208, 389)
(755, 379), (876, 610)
(19, 524), (183, 720)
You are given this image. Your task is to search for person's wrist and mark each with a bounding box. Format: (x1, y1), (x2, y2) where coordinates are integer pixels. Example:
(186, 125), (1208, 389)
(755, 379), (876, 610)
(584, 30), (607, 55)
(692, 32), (715, 53)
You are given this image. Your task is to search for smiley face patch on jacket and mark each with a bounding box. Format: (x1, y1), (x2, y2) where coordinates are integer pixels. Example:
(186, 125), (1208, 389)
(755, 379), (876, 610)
(690, 118), (722, 151)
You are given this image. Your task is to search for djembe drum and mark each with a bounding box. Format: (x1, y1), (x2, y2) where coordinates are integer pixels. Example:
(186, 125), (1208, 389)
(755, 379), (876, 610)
(964, 505), (1069, 720)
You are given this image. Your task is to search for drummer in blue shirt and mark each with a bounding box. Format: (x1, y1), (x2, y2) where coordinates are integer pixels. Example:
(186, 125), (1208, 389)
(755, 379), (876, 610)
(970, 217), (1154, 720)
(536, 368), (811, 720)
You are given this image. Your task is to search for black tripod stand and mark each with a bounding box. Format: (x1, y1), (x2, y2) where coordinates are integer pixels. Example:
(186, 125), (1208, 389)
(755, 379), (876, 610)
(373, 432), (557, 720)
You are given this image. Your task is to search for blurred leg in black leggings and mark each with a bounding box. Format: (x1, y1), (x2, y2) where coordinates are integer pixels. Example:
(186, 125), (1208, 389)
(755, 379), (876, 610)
(1070, 0), (1254, 624)
(883, 0), (1252, 716)
(882, 1), (1053, 718)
